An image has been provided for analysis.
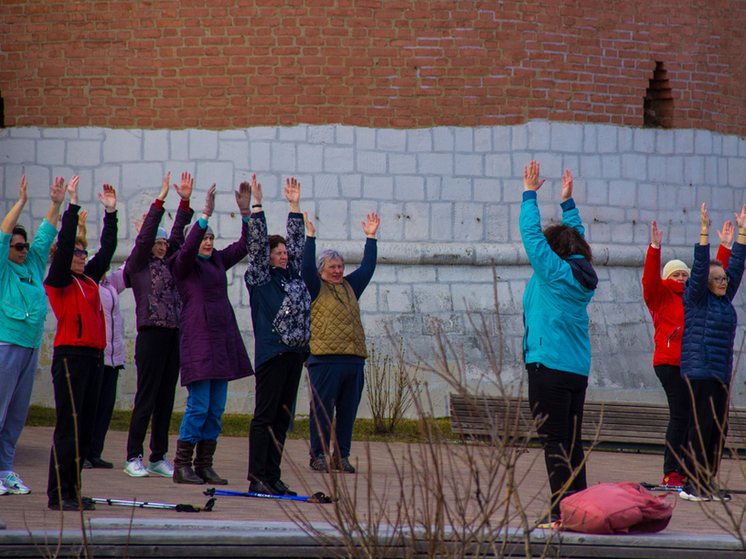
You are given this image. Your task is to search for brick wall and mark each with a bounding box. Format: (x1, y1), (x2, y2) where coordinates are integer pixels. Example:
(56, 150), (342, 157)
(2, 0), (745, 134)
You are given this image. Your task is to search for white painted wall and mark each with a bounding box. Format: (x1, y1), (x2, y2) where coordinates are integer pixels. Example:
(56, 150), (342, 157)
(2, 122), (746, 418)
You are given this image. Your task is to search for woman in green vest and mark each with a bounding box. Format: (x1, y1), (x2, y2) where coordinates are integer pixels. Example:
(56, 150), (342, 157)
(301, 212), (380, 474)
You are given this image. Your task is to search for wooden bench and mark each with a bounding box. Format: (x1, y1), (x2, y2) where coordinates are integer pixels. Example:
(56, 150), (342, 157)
(449, 395), (746, 453)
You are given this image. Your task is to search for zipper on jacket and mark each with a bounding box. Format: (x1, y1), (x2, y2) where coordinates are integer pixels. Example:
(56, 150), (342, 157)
(666, 326), (681, 348)
(77, 314), (82, 339)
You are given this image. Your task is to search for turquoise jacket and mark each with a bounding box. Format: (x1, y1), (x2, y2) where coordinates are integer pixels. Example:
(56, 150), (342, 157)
(0, 219), (58, 348)
(520, 193), (596, 377)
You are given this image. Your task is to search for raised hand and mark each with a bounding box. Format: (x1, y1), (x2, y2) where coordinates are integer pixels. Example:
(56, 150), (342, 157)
(523, 160), (545, 192)
(284, 177), (301, 212)
(700, 203), (709, 232)
(235, 180), (252, 217)
(303, 211), (316, 237)
(735, 205), (746, 234)
(175, 171), (193, 201)
(651, 220), (663, 248)
(133, 212), (147, 234)
(77, 210), (88, 238)
(157, 171), (171, 202)
(68, 175), (80, 205)
(202, 184), (216, 218)
(18, 175), (29, 205)
(98, 183), (117, 212)
(362, 212), (380, 239)
(561, 168), (573, 201)
(717, 220), (734, 248)
(251, 174), (262, 206)
(50, 176), (66, 205)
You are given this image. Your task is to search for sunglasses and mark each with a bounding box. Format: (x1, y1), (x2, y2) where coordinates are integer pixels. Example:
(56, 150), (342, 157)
(74, 249), (89, 258)
(11, 242), (30, 251)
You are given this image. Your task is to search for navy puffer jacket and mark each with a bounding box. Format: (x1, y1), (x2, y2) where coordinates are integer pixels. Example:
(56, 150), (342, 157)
(681, 242), (746, 383)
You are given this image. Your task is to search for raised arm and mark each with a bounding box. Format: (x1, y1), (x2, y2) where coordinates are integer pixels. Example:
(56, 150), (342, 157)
(1, 175), (29, 234)
(222, 180), (252, 270)
(684, 204), (712, 306)
(725, 205), (746, 300)
(641, 220), (665, 310)
(85, 184), (118, 283)
(284, 177), (304, 271)
(301, 212), (321, 300)
(345, 213), (380, 298)
(559, 169), (585, 237)
(245, 175), (270, 286)
(168, 171), (194, 255)
(127, 173), (170, 272)
(45, 177), (81, 288)
(519, 161), (570, 282)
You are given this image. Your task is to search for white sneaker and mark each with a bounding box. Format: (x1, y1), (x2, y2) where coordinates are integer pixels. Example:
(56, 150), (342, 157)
(2, 472), (30, 494)
(147, 458), (174, 477)
(123, 456), (149, 477)
(0, 480), (7, 495)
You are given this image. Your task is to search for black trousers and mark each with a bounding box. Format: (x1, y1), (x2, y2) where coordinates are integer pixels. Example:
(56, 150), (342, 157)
(654, 364), (691, 476)
(248, 352), (305, 484)
(126, 328), (180, 462)
(685, 379), (729, 487)
(527, 363), (588, 515)
(47, 352), (104, 505)
(88, 365), (122, 461)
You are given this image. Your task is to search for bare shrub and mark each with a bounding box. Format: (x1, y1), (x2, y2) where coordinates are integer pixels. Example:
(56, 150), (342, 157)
(367, 340), (421, 435)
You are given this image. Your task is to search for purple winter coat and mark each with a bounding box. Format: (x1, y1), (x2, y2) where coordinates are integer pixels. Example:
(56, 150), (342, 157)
(125, 201), (193, 330)
(171, 218), (253, 386)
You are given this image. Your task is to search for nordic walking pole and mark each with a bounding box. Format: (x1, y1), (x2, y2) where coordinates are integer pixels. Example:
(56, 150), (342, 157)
(91, 497), (216, 512)
(205, 487), (334, 504)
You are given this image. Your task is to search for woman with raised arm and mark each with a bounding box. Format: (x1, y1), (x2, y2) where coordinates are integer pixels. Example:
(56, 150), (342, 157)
(122, 171), (193, 479)
(642, 219), (732, 489)
(44, 179), (118, 511)
(520, 161), (598, 524)
(679, 204), (746, 502)
(244, 175), (311, 496)
(170, 183), (253, 485)
(301, 211), (380, 474)
(0, 175), (65, 496)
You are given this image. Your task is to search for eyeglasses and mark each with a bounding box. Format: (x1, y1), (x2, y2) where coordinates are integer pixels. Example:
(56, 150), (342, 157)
(74, 249), (89, 258)
(11, 242), (30, 251)
(711, 276), (729, 284)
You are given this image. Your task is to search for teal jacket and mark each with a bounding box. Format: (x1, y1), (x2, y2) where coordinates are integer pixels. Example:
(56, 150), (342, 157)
(520, 193), (596, 377)
(0, 219), (58, 348)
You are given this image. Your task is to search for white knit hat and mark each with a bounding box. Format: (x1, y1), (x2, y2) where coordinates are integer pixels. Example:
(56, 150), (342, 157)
(662, 259), (690, 280)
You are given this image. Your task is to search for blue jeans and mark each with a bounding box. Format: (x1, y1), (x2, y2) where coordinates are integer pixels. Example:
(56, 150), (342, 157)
(179, 379), (228, 444)
(0, 345), (40, 472)
(308, 361), (365, 458)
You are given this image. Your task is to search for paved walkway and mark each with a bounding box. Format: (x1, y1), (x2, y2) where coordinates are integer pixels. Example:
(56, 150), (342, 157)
(2, 426), (746, 539)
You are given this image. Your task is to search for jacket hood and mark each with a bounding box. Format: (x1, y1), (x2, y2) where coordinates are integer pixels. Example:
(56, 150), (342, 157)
(566, 257), (598, 291)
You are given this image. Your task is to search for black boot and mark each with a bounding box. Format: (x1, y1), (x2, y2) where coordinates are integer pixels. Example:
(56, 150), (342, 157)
(173, 439), (204, 485)
(194, 440), (228, 485)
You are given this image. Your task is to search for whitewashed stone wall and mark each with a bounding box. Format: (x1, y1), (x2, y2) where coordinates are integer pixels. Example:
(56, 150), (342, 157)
(2, 122), (746, 418)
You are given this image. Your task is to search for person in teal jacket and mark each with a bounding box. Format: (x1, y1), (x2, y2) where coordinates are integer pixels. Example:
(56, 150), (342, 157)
(520, 160), (598, 523)
(0, 175), (66, 496)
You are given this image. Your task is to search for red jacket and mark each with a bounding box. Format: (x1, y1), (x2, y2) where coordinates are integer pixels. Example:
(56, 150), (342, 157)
(642, 243), (730, 366)
(45, 275), (106, 349)
(44, 204), (117, 352)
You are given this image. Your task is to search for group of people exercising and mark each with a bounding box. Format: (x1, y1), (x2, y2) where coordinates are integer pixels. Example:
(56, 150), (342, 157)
(0, 172), (378, 510)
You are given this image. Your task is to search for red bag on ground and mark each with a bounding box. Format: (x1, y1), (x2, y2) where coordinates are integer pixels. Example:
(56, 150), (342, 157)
(559, 482), (675, 534)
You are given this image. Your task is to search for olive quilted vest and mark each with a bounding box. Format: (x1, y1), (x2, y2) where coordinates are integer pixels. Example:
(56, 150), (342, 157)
(310, 279), (367, 357)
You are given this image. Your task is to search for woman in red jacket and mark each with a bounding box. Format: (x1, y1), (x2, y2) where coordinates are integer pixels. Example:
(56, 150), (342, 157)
(642, 219), (731, 487)
(44, 179), (118, 511)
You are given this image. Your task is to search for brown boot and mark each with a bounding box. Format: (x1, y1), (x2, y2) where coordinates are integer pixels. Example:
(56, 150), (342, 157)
(173, 439), (205, 485)
(194, 440), (228, 485)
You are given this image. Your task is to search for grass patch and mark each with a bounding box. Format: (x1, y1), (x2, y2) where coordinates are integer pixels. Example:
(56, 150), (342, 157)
(26, 405), (457, 444)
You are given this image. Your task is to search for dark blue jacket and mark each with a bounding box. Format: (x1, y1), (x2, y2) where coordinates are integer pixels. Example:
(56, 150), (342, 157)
(681, 242), (746, 383)
(245, 211), (311, 368)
